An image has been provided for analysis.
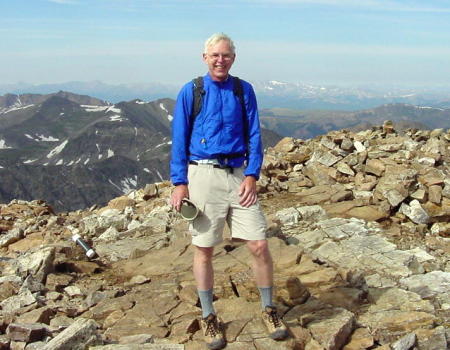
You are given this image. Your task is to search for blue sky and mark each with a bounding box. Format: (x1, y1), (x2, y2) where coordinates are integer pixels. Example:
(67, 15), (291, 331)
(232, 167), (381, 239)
(1, 0), (450, 87)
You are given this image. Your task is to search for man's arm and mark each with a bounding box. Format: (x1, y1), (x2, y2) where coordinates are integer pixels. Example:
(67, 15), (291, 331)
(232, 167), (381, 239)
(242, 83), (263, 180)
(170, 83), (193, 211)
(239, 82), (263, 207)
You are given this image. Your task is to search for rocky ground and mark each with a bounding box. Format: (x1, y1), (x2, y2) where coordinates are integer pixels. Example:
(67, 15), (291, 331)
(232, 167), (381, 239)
(0, 122), (449, 350)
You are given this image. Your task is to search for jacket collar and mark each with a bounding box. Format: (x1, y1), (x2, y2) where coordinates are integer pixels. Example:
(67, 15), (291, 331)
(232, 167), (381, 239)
(204, 72), (233, 86)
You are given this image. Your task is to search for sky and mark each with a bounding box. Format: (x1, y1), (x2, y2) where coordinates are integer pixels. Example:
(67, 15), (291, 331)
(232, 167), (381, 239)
(1, 0), (450, 88)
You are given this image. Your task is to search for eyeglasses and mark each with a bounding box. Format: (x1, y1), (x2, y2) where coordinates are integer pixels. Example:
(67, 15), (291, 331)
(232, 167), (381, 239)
(207, 53), (234, 61)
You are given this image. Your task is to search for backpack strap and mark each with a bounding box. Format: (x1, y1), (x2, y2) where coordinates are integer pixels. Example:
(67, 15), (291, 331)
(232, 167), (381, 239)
(187, 77), (205, 152)
(190, 76), (205, 124)
(233, 76), (249, 154)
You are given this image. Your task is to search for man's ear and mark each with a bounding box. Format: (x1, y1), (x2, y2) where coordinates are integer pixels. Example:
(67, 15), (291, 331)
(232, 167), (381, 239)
(202, 53), (208, 62)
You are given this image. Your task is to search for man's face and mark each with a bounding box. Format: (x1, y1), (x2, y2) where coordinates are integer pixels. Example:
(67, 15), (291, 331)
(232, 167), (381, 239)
(203, 40), (235, 82)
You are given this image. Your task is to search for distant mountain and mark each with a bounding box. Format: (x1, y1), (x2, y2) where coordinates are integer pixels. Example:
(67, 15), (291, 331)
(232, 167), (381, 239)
(260, 103), (450, 140)
(0, 92), (175, 211)
(0, 91), (282, 212)
(2, 80), (450, 110)
(253, 80), (450, 110)
(0, 81), (179, 105)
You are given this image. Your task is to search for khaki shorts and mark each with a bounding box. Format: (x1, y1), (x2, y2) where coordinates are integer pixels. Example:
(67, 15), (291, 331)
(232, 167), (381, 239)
(187, 163), (267, 247)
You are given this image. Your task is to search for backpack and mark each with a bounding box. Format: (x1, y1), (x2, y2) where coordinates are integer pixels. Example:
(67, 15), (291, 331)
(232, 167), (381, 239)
(189, 76), (249, 155)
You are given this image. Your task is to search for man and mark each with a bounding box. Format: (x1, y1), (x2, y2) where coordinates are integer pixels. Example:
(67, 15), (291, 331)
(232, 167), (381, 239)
(170, 33), (288, 349)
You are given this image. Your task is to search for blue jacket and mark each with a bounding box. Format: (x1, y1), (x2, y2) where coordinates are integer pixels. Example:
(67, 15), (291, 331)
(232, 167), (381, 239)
(170, 73), (264, 185)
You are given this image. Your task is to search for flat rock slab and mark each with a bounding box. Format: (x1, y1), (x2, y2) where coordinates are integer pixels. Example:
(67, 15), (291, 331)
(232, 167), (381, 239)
(42, 318), (101, 350)
(91, 346), (184, 350)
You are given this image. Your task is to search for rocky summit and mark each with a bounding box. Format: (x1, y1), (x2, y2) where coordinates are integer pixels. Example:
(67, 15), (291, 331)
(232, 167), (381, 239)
(0, 122), (449, 350)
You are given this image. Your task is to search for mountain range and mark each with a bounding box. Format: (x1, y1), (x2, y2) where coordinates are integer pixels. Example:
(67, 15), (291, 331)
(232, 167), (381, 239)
(2, 80), (450, 110)
(0, 91), (281, 212)
(260, 103), (450, 139)
(1, 89), (449, 212)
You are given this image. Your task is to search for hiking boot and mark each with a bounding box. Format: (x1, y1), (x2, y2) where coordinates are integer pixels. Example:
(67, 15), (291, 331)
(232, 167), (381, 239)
(200, 313), (226, 350)
(262, 306), (289, 340)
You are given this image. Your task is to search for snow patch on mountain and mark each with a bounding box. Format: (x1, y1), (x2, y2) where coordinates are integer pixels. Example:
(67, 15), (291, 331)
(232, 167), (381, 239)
(81, 105), (109, 112)
(1, 104), (34, 115)
(0, 139), (12, 149)
(120, 175), (138, 194)
(47, 140), (68, 158)
(109, 115), (125, 122)
(23, 159), (38, 164)
(25, 134), (60, 142)
(106, 106), (121, 114)
(159, 103), (173, 121)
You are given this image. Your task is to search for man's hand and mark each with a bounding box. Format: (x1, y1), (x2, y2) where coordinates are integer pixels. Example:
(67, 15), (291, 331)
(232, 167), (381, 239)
(171, 184), (189, 212)
(238, 176), (257, 207)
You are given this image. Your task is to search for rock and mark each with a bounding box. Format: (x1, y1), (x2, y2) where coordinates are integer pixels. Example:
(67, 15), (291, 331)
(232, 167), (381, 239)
(303, 163), (336, 186)
(45, 273), (74, 292)
(399, 200), (430, 224)
(415, 326), (448, 350)
(428, 185), (442, 204)
(6, 323), (47, 343)
(143, 183), (159, 200)
(345, 205), (388, 221)
(178, 285), (198, 306)
(90, 345), (184, 349)
(0, 336), (9, 350)
(366, 288), (434, 314)
(275, 207), (300, 226)
(42, 318), (102, 350)
(1, 289), (37, 314)
(391, 332), (416, 350)
(281, 276), (310, 305)
(358, 310), (435, 344)
(342, 327), (374, 350)
(288, 304), (355, 350)
(16, 246), (55, 283)
(274, 137), (297, 153)
(0, 228), (24, 248)
(365, 159), (385, 177)
(430, 222), (450, 237)
(118, 333), (154, 344)
(353, 141), (366, 153)
(107, 196), (136, 211)
(64, 285), (84, 298)
(336, 162), (355, 176)
(125, 275), (151, 286)
(314, 150), (341, 167)
(410, 188), (426, 202)
(399, 271), (450, 298)
(16, 307), (54, 325)
(297, 205), (327, 222)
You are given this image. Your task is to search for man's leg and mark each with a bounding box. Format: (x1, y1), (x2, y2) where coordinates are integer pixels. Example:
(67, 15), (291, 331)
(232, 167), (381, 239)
(247, 239), (288, 340)
(193, 246), (215, 317)
(246, 239), (273, 308)
(194, 245), (226, 349)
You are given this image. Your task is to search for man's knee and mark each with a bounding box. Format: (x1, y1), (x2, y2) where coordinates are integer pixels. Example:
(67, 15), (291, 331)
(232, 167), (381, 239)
(194, 246), (214, 264)
(247, 239), (271, 260)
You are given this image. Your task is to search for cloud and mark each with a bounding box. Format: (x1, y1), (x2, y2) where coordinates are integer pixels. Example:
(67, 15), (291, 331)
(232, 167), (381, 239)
(245, 0), (450, 13)
(48, 0), (78, 4)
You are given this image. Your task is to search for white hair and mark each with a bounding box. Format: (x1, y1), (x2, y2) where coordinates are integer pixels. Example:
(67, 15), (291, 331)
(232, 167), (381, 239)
(204, 33), (235, 54)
